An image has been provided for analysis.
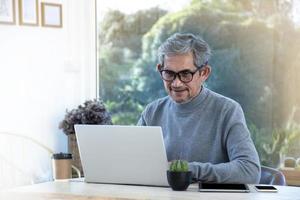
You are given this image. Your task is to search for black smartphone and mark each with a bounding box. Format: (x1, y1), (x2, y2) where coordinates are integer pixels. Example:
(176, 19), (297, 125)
(199, 183), (250, 192)
(254, 185), (278, 192)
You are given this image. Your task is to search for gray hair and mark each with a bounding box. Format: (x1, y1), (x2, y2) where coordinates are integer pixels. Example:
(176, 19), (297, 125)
(158, 33), (211, 68)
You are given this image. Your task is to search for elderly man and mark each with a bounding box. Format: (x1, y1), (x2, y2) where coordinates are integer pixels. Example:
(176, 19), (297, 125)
(137, 33), (261, 183)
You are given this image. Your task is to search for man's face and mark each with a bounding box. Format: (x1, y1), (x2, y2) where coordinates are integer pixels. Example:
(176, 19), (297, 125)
(159, 52), (209, 103)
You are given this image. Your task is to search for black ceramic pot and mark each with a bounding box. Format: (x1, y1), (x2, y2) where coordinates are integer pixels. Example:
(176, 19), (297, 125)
(167, 171), (192, 191)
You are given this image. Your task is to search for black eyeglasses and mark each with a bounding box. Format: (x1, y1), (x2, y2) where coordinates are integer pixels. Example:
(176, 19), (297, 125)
(159, 67), (203, 83)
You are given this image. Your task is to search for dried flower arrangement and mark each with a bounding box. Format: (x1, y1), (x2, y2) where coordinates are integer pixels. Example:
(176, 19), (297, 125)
(59, 99), (112, 135)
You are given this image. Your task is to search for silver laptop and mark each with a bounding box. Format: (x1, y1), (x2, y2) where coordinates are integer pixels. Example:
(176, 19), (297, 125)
(74, 125), (169, 186)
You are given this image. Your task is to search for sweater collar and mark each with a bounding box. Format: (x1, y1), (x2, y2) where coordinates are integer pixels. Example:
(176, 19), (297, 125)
(169, 86), (209, 114)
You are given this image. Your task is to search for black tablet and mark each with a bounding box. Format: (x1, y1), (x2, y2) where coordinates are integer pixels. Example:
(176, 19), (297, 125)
(199, 183), (250, 193)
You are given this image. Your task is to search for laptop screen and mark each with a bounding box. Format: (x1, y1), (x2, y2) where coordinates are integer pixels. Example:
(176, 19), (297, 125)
(75, 125), (169, 186)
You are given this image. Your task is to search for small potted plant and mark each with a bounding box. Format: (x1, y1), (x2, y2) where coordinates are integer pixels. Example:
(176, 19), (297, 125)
(167, 160), (192, 191)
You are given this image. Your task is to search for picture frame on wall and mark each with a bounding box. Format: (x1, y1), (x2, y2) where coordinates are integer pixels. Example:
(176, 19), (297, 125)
(41, 2), (62, 28)
(0, 0), (16, 25)
(18, 0), (38, 26)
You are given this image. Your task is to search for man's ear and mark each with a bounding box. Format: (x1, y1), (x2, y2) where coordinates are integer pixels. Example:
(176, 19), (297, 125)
(199, 65), (211, 81)
(156, 64), (162, 71)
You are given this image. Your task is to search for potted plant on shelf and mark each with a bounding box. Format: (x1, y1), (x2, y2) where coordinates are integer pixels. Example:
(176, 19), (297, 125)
(167, 160), (192, 191)
(59, 99), (112, 176)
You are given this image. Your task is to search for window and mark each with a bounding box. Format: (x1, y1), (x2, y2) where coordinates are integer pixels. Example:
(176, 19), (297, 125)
(97, 0), (300, 168)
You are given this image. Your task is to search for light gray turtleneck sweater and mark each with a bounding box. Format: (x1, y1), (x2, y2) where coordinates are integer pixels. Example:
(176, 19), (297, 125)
(137, 87), (261, 183)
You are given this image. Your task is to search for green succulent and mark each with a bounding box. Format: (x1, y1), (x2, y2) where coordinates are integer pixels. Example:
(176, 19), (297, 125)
(169, 160), (189, 172)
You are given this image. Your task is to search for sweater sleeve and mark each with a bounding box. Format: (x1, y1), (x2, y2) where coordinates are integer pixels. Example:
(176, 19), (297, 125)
(137, 113), (146, 126)
(188, 104), (261, 184)
(137, 105), (149, 126)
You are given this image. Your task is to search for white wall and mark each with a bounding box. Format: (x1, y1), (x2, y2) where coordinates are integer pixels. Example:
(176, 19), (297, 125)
(0, 0), (96, 186)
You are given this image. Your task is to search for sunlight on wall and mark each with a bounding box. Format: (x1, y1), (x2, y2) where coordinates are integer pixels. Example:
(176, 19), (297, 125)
(0, 0), (96, 189)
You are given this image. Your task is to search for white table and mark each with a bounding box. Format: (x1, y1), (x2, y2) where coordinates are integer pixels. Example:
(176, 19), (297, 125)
(1, 179), (300, 200)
